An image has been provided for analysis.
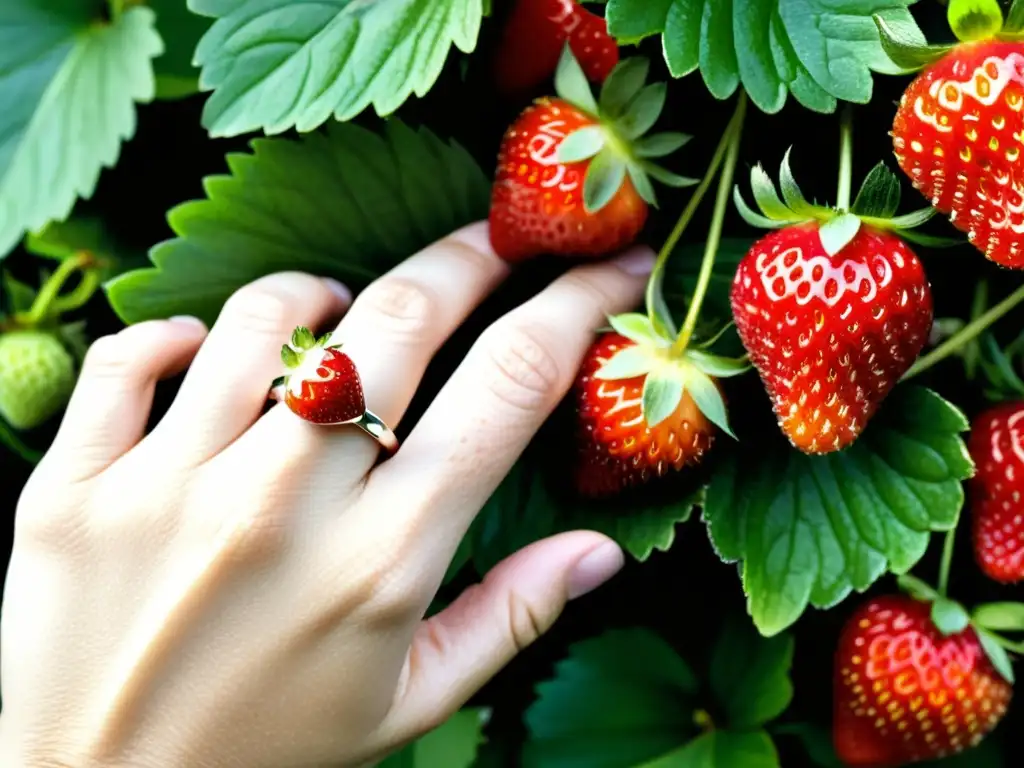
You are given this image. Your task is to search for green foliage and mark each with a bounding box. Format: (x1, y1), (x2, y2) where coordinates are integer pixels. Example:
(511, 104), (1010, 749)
(704, 386), (974, 636)
(378, 708), (489, 768)
(189, 0), (484, 137)
(105, 119), (490, 327)
(605, 0), (926, 114)
(151, 0), (212, 99)
(524, 620), (794, 767)
(0, 2), (162, 259)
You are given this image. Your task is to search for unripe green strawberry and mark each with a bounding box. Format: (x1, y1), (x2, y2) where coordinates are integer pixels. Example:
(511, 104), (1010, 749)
(0, 329), (76, 430)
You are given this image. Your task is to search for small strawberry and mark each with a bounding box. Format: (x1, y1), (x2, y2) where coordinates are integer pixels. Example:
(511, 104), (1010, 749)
(968, 401), (1024, 583)
(885, 1), (1024, 267)
(731, 155), (935, 454)
(489, 47), (696, 263)
(573, 331), (719, 497)
(0, 329), (76, 430)
(494, 0), (618, 96)
(275, 326), (364, 424)
(833, 593), (1013, 766)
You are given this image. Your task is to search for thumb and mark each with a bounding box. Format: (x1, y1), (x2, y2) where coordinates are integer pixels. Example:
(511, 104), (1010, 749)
(383, 531), (624, 741)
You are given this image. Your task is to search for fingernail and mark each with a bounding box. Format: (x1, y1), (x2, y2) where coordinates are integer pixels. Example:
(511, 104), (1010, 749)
(568, 541), (625, 600)
(321, 277), (353, 304)
(169, 315), (207, 329)
(612, 247), (657, 276)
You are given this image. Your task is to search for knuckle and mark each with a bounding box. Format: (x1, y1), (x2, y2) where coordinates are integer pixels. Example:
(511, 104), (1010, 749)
(355, 277), (438, 341)
(219, 284), (296, 337)
(559, 270), (619, 311)
(505, 588), (550, 653)
(482, 324), (564, 412)
(80, 334), (133, 380)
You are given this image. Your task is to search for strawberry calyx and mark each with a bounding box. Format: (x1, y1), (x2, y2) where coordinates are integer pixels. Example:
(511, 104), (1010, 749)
(873, 0), (1024, 74)
(551, 45), (697, 213)
(897, 573), (1022, 685)
(270, 326), (342, 399)
(596, 309), (746, 438)
(733, 150), (958, 257)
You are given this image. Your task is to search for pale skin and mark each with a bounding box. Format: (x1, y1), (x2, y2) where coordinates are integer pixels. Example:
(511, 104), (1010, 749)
(0, 221), (656, 768)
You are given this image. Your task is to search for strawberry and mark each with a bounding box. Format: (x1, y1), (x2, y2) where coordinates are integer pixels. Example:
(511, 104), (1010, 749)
(0, 329), (76, 430)
(489, 47), (696, 263)
(968, 401), (1024, 583)
(275, 326), (364, 424)
(892, 39), (1024, 267)
(494, 0), (618, 96)
(730, 155), (935, 454)
(833, 594), (1012, 766)
(573, 332), (718, 497)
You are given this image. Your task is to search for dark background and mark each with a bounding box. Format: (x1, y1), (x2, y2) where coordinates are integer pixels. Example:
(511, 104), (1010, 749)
(2, 2), (1022, 765)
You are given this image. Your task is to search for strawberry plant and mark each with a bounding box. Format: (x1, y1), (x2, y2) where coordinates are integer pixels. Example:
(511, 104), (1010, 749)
(7, 0), (1024, 765)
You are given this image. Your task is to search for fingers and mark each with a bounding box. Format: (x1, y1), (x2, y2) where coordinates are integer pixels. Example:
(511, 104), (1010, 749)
(43, 317), (208, 483)
(150, 272), (351, 465)
(380, 532), (624, 743)
(364, 247), (654, 553)
(243, 221), (508, 477)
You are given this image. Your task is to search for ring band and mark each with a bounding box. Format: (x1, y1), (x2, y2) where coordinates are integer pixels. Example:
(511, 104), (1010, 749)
(343, 409), (399, 454)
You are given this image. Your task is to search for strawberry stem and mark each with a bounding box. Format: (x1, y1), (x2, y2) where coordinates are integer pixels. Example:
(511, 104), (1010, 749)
(938, 528), (957, 597)
(836, 104), (854, 211)
(670, 93), (747, 355)
(15, 251), (97, 328)
(645, 94), (748, 333)
(902, 282), (1024, 380)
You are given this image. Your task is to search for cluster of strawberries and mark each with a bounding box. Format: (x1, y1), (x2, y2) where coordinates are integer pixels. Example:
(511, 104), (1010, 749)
(274, 2), (1024, 765)
(485, 2), (1024, 767)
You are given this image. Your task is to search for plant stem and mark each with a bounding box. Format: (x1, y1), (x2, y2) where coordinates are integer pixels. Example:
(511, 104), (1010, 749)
(903, 282), (1024, 380)
(670, 93), (747, 355)
(964, 278), (989, 380)
(836, 104), (855, 211)
(0, 420), (42, 465)
(52, 269), (101, 315)
(645, 94), (747, 329)
(937, 527), (957, 597)
(14, 252), (95, 328)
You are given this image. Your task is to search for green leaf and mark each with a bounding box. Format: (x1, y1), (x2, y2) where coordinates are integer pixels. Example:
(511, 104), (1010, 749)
(1008, 0), (1024, 33)
(638, 730), (779, 768)
(600, 56), (651, 118)
(703, 386), (973, 636)
(606, 0), (925, 114)
(627, 163), (659, 207)
(897, 573), (941, 602)
(557, 126), (607, 164)
(151, 0), (211, 99)
(556, 43), (601, 115)
(3, 272), (37, 314)
(644, 163), (699, 188)
(378, 708), (488, 768)
(471, 446), (704, 570)
(0, 3), (163, 259)
(684, 366), (735, 438)
(851, 162), (901, 219)
(634, 132), (692, 159)
(931, 597), (972, 636)
(584, 148), (628, 213)
(643, 370), (685, 427)
(750, 165), (792, 221)
(595, 345), (658, 380)
(191, 0), (483, 137)
(616, 83), (667, 140)
(976, 628), (1016, 685)
(105, 120), (489, 327)
(872, 14), (955, 72)
(818, 212), (862, 257)
(608, 312), (661, 345)
(973, 602), (1024, 632)
(774, 722), (845, 768)
(523, 628), (701, 768)
(710, 616), (794, 730)
(778, 149), (818, 218)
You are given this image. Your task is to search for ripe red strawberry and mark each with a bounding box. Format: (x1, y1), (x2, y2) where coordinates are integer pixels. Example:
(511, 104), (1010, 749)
(731, 223), (933, 453)
(489, 48), (696, 262)
(968, 401), (1024, 583)
(573, 332), (718, 497)
(892, 39), (1024, 267)
(276, 327), (364, 424)
(833, 594), (1012, 766)
(494, 0), (618, 95)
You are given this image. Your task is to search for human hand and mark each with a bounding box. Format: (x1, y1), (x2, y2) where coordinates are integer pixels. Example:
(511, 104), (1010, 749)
(0, 222), (655, 768)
